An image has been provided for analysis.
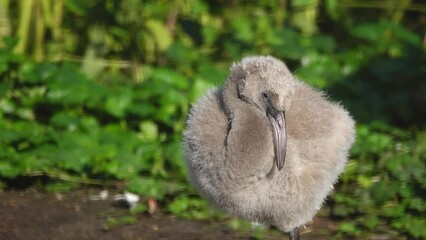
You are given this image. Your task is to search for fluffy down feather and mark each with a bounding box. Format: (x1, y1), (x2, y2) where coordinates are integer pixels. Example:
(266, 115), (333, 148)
(183, 56), (355, 232)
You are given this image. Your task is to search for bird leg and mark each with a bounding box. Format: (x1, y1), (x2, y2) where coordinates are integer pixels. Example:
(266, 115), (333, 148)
(287, 227), (300, 240)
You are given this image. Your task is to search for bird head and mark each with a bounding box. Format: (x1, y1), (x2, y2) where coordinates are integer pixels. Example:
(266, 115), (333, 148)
(225, 56), (296, 171)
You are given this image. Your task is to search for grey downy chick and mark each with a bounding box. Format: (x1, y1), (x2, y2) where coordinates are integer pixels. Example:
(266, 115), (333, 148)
(183, 56), (355, 239)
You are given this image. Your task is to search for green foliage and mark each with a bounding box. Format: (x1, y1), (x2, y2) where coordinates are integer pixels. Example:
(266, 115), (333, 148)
(0, 51), (192, 185)
(168, 194), (219, 220)
(1, 0), (426, 239)
(45, 181), (77, 192)
(335, 124), (426, 238)
(103, 216), (138, 231)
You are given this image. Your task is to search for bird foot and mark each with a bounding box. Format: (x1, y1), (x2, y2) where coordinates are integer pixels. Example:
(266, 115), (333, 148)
(288, 227), (300, 240)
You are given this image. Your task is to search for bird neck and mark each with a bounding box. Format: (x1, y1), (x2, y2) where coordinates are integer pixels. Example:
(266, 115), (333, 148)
(222, 83), (276, 184)
(222, 77), (239, 118)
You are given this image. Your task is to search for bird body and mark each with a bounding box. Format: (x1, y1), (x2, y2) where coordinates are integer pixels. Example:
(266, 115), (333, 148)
(183, 56), (355, 236)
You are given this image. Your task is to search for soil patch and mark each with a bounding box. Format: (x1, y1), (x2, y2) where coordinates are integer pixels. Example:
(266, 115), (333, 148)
(0, 189), (339, 240)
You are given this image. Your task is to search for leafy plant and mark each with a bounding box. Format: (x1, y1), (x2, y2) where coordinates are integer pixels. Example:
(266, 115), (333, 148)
(1, 1), (426, 239)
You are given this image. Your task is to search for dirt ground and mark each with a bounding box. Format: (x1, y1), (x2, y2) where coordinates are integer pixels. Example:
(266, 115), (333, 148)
(0, 188), (341, 240)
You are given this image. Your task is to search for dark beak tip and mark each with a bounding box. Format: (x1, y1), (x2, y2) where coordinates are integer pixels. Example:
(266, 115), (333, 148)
(277, 161), (284, 171)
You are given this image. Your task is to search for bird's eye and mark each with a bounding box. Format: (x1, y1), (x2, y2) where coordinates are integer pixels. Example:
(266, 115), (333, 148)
(262, 92), (269, 101)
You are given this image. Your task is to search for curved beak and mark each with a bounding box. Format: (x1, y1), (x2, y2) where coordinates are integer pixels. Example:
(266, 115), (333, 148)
(267, 109), (287, 171)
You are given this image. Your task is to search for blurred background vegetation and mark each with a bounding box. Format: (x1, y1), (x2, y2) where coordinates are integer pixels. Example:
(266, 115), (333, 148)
(0, 0), (425, 239)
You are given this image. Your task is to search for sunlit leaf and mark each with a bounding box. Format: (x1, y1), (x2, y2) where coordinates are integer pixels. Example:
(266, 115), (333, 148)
(145, 20), (172, 52)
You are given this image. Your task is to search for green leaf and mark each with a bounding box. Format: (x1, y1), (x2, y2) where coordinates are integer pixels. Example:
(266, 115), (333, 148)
(168, 195), (215, 220)
(0, 162), (20, 178)
(46, 64), (90, 105)
(139, 121), (158, 141)
(126, 178), (166, 200)
(290, 0), (319, 35)
(351, 22), (387, 42)
(339, 221), (361, 235)
(130, 203), (148, 215)
(105, 87), (132, 118)
(371, 181), (398, 204)
(103, 216), (137, 231)
(325, 0), (338, 19)
(19, 62), (57, 83)
(151, 68), (189, 90)
(145, 20), (172, 52)
(45, 182), (77, 192)
(232, 17), (254, 42)
(0, 80), (13, 98)
(51, 111), (80, 129)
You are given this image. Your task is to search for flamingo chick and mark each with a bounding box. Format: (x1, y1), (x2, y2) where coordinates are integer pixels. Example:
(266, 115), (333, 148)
(183, 56), (355, 239)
